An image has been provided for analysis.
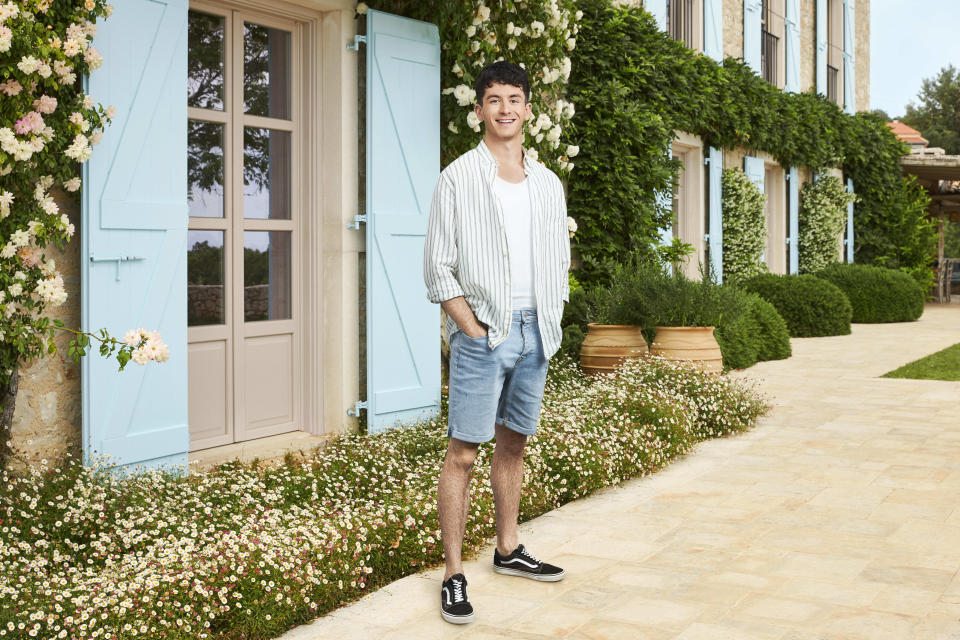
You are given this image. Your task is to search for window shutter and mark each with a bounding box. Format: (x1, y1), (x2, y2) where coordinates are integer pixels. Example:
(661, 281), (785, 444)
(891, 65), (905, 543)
(647, 0), (668, 31)
(82, 0), (189, 474)
(704, 0), (723, 61)
(365, 10), (441, 432)
(743, 0), (762, 72)
(846, 178), (855, 262)
(788, 167), (799, 273)
(743, 156), (765, 194)
(842, 0), (856, 113)
(708, 147), (723, 283)
(816, 0), (827, 94)
(785, 0), (800, 92)
(744, 156), (766, 262)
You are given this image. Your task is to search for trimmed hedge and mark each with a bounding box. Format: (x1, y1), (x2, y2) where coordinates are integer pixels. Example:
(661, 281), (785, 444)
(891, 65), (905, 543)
(744, 273), (852, 337)
(816, 263), (925, 323)
(714, 289), (792, 370)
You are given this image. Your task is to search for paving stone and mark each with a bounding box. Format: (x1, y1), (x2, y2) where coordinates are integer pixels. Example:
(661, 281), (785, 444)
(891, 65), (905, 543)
(278, 305), (960, 640)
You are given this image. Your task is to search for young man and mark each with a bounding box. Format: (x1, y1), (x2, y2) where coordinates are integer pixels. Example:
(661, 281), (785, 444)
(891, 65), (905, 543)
(423, 61), (571, 625)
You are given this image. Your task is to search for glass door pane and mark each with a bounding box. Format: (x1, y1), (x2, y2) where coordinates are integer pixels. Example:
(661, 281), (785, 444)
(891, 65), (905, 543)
(243, 22), (291, 119)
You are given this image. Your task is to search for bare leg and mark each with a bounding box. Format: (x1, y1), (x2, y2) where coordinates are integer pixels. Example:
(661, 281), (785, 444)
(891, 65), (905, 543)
(438, 437), (480, 581)
(491, 422), (527, 556)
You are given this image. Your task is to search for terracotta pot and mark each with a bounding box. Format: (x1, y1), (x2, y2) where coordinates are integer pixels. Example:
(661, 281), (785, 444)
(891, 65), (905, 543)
(579, 323), (649, 375)
(649, 326), (723, 373)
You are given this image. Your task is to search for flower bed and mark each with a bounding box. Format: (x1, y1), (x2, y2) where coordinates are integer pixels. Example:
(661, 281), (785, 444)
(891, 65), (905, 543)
(0, 357), (767, 640)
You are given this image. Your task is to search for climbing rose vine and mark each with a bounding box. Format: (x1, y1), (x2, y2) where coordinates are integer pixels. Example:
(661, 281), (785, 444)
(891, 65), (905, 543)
(359, 0), (581, 175)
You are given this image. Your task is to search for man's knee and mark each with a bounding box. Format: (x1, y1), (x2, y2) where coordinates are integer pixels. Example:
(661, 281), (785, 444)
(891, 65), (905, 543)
(445, 439), (479, 474)
(494, 423), (527, 458)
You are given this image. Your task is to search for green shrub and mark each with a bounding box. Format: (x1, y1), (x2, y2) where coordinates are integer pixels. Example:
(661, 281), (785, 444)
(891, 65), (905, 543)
(713, 288), (791, 370)
(722, 168), (768, 283)
(744, 273), (852, 337)
(816, 263), (925, 323)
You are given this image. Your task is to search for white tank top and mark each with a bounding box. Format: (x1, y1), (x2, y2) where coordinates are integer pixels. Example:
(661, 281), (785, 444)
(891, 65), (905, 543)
(493, 176), (536, 311)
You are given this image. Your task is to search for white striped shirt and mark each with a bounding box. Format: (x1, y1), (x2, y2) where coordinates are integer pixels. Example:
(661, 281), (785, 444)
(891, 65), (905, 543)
(423, 140), (570, 357)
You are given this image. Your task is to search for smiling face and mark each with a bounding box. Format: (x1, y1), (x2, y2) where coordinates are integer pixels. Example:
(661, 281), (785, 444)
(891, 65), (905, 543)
(475, 82), (532, 143)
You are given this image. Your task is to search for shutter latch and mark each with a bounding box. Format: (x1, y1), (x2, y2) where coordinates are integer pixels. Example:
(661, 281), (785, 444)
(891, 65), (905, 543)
(90, 254), (145, 282)
(347, 214), (367, 230)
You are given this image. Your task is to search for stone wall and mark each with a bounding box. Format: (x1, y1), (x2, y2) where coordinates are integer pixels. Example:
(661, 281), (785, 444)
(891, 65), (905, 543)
(9, 192), (82, 471)
(187, 284), (270, 324)
(854, 0), (869, 113)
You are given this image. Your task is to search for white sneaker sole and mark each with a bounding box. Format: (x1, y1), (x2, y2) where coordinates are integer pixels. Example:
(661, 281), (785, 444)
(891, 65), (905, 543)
(440, 609), (475, 624)
(493, 565), (566, 582)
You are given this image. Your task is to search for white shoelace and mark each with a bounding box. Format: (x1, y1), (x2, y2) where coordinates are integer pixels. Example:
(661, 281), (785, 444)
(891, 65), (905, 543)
(519, 546), (541, 565)
(451, 577), (464, 603)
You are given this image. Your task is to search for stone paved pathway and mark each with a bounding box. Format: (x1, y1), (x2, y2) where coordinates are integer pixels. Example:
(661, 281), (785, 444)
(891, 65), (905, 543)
(283, 304), (960, 640)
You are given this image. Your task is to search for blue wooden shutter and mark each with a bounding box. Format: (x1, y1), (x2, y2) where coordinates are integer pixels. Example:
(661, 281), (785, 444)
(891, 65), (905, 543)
(365, 10), (441, 432)
(788, 167), (799, 273)
(650, 0), (670, 257)
(704, 0), (723, 282)
(744, 156), (765, 193)
(816, 0), (827, 94)
(785, 0), (800, 92)
(648, 0), (667, 30)
(845, 178), (855, 262)
(707, 147), (723, 283)
(842, 0), (855, 113)
(744, 156), (766, 262)
(703, 0), (723, 60)
(743, 0), (762, 72)
(82, 0), (188, 474)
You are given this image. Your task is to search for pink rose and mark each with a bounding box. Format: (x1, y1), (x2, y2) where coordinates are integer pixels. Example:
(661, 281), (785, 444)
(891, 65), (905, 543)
(33, 96), (58, 114)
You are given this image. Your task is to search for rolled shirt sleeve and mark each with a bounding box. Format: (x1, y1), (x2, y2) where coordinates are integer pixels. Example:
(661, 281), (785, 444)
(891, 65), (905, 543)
(423, 174), (465, 304)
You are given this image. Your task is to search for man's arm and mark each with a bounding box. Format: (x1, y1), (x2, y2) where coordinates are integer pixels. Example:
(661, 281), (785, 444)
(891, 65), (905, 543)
(442, 297), (487, 338)
(424, 174), (486, 337)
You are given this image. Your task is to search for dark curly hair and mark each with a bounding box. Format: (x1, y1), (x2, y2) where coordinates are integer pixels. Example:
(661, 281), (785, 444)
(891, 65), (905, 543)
(474, 61), (530, 104)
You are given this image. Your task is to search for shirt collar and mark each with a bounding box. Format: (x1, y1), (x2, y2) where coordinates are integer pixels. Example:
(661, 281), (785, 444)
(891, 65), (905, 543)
(477, 139), (534, 176)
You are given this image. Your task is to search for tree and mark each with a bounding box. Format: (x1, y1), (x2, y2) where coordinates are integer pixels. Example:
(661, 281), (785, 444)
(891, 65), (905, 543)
(901, 65), (960, 154)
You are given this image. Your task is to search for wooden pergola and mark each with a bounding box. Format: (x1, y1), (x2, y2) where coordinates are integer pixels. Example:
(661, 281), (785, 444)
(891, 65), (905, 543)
(900, 153), (960, 302)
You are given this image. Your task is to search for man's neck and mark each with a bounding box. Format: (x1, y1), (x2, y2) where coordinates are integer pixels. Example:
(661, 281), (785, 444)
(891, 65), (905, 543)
(484, 134), (524, 170)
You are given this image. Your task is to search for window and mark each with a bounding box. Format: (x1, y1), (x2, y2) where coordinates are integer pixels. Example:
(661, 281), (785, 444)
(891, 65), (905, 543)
(187, 4), (302, 450)
(671, 136), (706, 279)
(825, 0), (843, 104)
(666, 0), (702, 51)
(760, 0), (778, 86)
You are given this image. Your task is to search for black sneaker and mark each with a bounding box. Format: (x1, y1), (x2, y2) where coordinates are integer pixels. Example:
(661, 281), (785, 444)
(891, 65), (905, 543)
(493, 544), (566, 582)
(440, 573), (475, 624)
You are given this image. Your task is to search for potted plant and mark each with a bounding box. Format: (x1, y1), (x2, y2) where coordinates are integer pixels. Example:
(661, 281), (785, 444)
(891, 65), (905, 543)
(576, 262), (651, 376)
(645, 269), (724, 373)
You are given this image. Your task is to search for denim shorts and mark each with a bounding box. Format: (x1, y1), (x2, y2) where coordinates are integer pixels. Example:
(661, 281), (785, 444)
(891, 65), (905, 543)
(447, 310), (550, 443)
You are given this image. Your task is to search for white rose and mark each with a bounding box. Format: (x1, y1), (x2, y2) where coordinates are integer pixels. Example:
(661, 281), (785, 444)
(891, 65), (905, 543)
(566, 38), (576, 50)
(508, 37), (517, 50)
(356, 2), (368, 14)
(447, 121), (459, 134)
(566, 144), (579, 158)
(466, 111), (481, 132)
(465, 25), (476, 37)
(452, 84), (475, 107)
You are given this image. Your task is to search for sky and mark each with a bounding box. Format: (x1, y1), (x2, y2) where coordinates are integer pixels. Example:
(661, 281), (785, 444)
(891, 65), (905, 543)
(870, 0), (959, 119)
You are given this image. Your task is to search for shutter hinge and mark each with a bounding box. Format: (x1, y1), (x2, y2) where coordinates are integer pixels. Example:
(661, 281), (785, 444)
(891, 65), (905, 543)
(346, 35), (367, 52)
(347, 400), (367, 416)
(347, 214), (367, 230)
